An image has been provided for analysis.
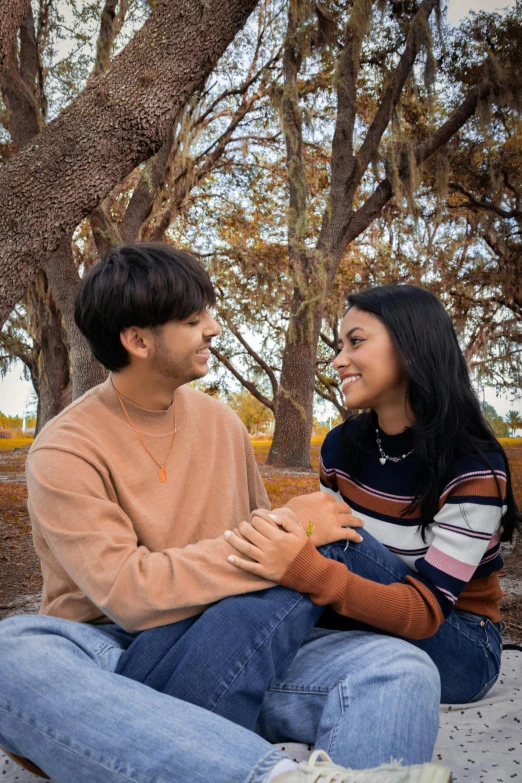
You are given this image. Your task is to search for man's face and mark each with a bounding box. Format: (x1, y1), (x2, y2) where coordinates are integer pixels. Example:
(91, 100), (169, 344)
(149, 308), (221, 385)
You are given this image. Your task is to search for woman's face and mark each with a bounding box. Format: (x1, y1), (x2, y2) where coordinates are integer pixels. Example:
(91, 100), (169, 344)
(332, 306), (409, 412)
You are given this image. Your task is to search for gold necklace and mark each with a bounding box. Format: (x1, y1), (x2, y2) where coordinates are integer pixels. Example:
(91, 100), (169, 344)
(111, 378), (177, 483)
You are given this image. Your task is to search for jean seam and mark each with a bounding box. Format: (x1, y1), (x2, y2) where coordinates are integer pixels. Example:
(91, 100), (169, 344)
(268, 686), (330, 695)
(0, 702), (154, 783)
(209, 593), (308, 714)
(325, 680), (348, 758)
(245, 749), (290, 783)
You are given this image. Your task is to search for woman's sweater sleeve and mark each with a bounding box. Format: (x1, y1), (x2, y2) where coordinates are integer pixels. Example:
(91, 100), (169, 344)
(280, 453), (507, 639)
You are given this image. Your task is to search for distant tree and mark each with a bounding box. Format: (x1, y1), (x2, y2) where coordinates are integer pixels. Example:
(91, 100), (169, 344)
(227, 389), (274, 435)
(506, 409), (522, 437)
(482, 402), (510, 438)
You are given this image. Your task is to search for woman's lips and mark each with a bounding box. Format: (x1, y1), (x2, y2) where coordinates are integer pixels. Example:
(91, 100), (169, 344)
(341, 374), (361, 392)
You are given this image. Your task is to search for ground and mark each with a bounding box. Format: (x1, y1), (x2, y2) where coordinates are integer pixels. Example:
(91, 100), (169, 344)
(1, 441), (522, 645)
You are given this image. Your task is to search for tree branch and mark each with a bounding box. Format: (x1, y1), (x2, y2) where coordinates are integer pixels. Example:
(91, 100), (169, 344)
(449, 181), (522, 221)
(210, 346), (275, 411)
(0, 0), (260, 327)
(221, 313), (278, 399)
(331, 80), (493, 268)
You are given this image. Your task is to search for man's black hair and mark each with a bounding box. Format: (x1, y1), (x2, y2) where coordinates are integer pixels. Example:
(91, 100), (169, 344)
(74, 243), (216, 371)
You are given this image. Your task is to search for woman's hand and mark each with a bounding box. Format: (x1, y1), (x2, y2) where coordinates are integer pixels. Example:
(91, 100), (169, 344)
(284, 491), (364, 547)
(225, 508), (307, 582)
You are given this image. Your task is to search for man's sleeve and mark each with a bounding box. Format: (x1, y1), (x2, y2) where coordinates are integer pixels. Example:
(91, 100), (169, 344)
(27, 448), (273, 633)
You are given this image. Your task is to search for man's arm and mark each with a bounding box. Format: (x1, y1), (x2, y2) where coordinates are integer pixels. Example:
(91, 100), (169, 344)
(27, 448), (273, 633)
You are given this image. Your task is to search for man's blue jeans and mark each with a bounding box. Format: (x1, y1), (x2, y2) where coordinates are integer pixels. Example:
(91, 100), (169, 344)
(0, 615), (289, 783)
(117, 530), (502, 725)
(0, 614), (440, 780)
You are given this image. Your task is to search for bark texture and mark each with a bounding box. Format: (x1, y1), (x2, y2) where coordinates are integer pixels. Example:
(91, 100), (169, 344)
(24, 271), (71, 436)
(45, 236), (107, 401)
(0, 0), (30, 76)
(0, 0), (259, 326)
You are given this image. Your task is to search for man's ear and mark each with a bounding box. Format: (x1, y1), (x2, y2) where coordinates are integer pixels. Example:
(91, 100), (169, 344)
(120, 326), (150, 360)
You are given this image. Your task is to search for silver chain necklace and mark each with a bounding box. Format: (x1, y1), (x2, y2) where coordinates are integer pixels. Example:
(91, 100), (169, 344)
(375, 428), (414, 466)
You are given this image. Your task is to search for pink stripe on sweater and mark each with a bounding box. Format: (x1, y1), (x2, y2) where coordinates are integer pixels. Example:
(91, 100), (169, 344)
(424, 546), (476, 581)
(485, 527), (503, 551)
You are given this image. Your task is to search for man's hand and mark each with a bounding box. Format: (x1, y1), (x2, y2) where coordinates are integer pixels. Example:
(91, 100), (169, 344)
(284, 491), (363, 547)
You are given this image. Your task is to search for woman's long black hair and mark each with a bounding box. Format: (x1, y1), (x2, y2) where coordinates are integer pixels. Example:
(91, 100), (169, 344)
(342, 283), (522, 542)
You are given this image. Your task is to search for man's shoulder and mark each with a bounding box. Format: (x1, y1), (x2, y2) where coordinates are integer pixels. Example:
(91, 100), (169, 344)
(183, 387), (244, 425)
(28, 381), (109, 458)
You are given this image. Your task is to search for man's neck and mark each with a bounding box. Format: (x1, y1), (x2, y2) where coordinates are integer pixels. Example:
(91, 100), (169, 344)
(110, 371), (180, 411)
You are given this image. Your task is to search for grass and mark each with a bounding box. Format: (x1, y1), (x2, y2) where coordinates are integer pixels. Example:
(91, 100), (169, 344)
(0, 438), (33, 452)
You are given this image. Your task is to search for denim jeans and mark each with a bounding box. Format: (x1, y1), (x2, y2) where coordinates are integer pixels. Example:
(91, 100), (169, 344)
(117, 528), (501, 727)
(0, 614), (440, 779)
(0, 614), (288, 783)
(318, 530), (503, 704)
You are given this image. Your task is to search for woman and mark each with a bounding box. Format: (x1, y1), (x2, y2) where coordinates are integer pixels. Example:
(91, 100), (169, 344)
(226, 283), (521, 704)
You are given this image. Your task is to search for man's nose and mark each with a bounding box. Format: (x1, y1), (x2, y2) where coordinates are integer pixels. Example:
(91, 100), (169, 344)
(206, 317), (221, 338)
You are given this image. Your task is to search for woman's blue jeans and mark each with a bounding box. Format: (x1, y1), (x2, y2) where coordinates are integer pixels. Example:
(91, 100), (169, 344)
(116, 529), (501, 727)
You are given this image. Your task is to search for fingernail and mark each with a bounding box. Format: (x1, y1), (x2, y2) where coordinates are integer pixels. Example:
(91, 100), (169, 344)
(228, 555), (235, 563)
(358, 536), (363, 542)
(224, 530), (231, 538)
(268, 514), (278, 520)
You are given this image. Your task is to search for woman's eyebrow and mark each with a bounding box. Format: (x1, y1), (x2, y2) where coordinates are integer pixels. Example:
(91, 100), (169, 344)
(346, 326), (364, 338)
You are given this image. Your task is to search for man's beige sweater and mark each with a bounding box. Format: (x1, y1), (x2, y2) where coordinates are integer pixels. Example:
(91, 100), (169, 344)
(27, 378), (273, 632)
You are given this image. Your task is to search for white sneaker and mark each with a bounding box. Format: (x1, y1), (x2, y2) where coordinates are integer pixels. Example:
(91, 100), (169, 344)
(275, 750), (452, 783)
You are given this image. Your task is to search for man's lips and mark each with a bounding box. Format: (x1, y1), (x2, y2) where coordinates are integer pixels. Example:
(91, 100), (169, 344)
(196, 348), (211, 359)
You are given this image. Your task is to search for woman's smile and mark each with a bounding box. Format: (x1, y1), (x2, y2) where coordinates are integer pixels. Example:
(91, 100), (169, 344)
(341, 373), (362, 392)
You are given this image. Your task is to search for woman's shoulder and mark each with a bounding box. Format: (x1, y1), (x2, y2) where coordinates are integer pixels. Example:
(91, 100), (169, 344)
(321, 415), (362, 457)
(441, 448), (507, 496)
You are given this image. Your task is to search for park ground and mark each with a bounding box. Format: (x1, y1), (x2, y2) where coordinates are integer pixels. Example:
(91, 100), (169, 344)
(1, 437), (522, 644)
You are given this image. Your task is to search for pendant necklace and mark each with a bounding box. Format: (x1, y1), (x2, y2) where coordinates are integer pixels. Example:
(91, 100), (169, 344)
(112, 377), (177, 482)
(375, 428), (414, 466)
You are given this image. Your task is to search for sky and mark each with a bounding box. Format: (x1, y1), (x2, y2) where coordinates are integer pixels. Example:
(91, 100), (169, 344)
(0, 0), (519, 421)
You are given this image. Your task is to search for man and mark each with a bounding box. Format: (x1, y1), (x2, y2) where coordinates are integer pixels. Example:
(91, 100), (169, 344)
(0, 243), (448, 782)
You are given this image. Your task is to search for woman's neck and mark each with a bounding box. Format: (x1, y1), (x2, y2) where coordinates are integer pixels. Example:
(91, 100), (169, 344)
(375, 403), (415, 436)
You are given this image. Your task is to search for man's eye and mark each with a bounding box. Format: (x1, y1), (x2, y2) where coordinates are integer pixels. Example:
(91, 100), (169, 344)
(189, 319), (201, 326)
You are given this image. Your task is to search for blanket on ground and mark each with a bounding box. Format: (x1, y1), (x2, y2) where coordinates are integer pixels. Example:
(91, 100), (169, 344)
(2, 648), (521, 782)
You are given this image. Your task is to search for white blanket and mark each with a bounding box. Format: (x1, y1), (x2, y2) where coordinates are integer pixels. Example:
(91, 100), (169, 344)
(2, 649), (521, 782)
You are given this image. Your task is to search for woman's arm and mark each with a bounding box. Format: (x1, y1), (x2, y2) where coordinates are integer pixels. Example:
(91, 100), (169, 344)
(227, 459), (507, 639)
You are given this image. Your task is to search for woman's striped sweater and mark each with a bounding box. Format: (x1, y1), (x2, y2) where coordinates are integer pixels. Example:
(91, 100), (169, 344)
(280, 419), (506, 639)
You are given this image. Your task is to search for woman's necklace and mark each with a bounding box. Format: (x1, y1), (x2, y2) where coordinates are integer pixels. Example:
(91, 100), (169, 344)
(111, 378), (177, 483)
(375, 428), (414, 466)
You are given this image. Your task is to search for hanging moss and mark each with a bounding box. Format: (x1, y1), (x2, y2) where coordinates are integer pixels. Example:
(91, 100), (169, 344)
(435, 151), (449, 204)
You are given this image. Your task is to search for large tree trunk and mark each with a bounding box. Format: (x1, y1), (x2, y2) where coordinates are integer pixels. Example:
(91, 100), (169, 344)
(0, 0), (30, 76)
(0, 0), (259, 326)
(267, 288), (322, 467)
(45, 237), (107, 400)
(25, 271), (71, 434)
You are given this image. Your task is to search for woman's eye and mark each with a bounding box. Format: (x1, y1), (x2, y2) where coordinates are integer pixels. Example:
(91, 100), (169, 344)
(350, 337), (363, 346)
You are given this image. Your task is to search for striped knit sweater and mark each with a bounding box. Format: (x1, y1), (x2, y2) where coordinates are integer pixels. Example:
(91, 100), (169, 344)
(280, 419), (506, 639)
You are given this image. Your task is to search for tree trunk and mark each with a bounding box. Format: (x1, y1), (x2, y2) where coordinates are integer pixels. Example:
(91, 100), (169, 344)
(45, 236), (107, 400)
(267, 288), (322, 467)
(0, 0), (30, 76)
(25, 271), (72, 434)
(0, 0), (260, 327)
